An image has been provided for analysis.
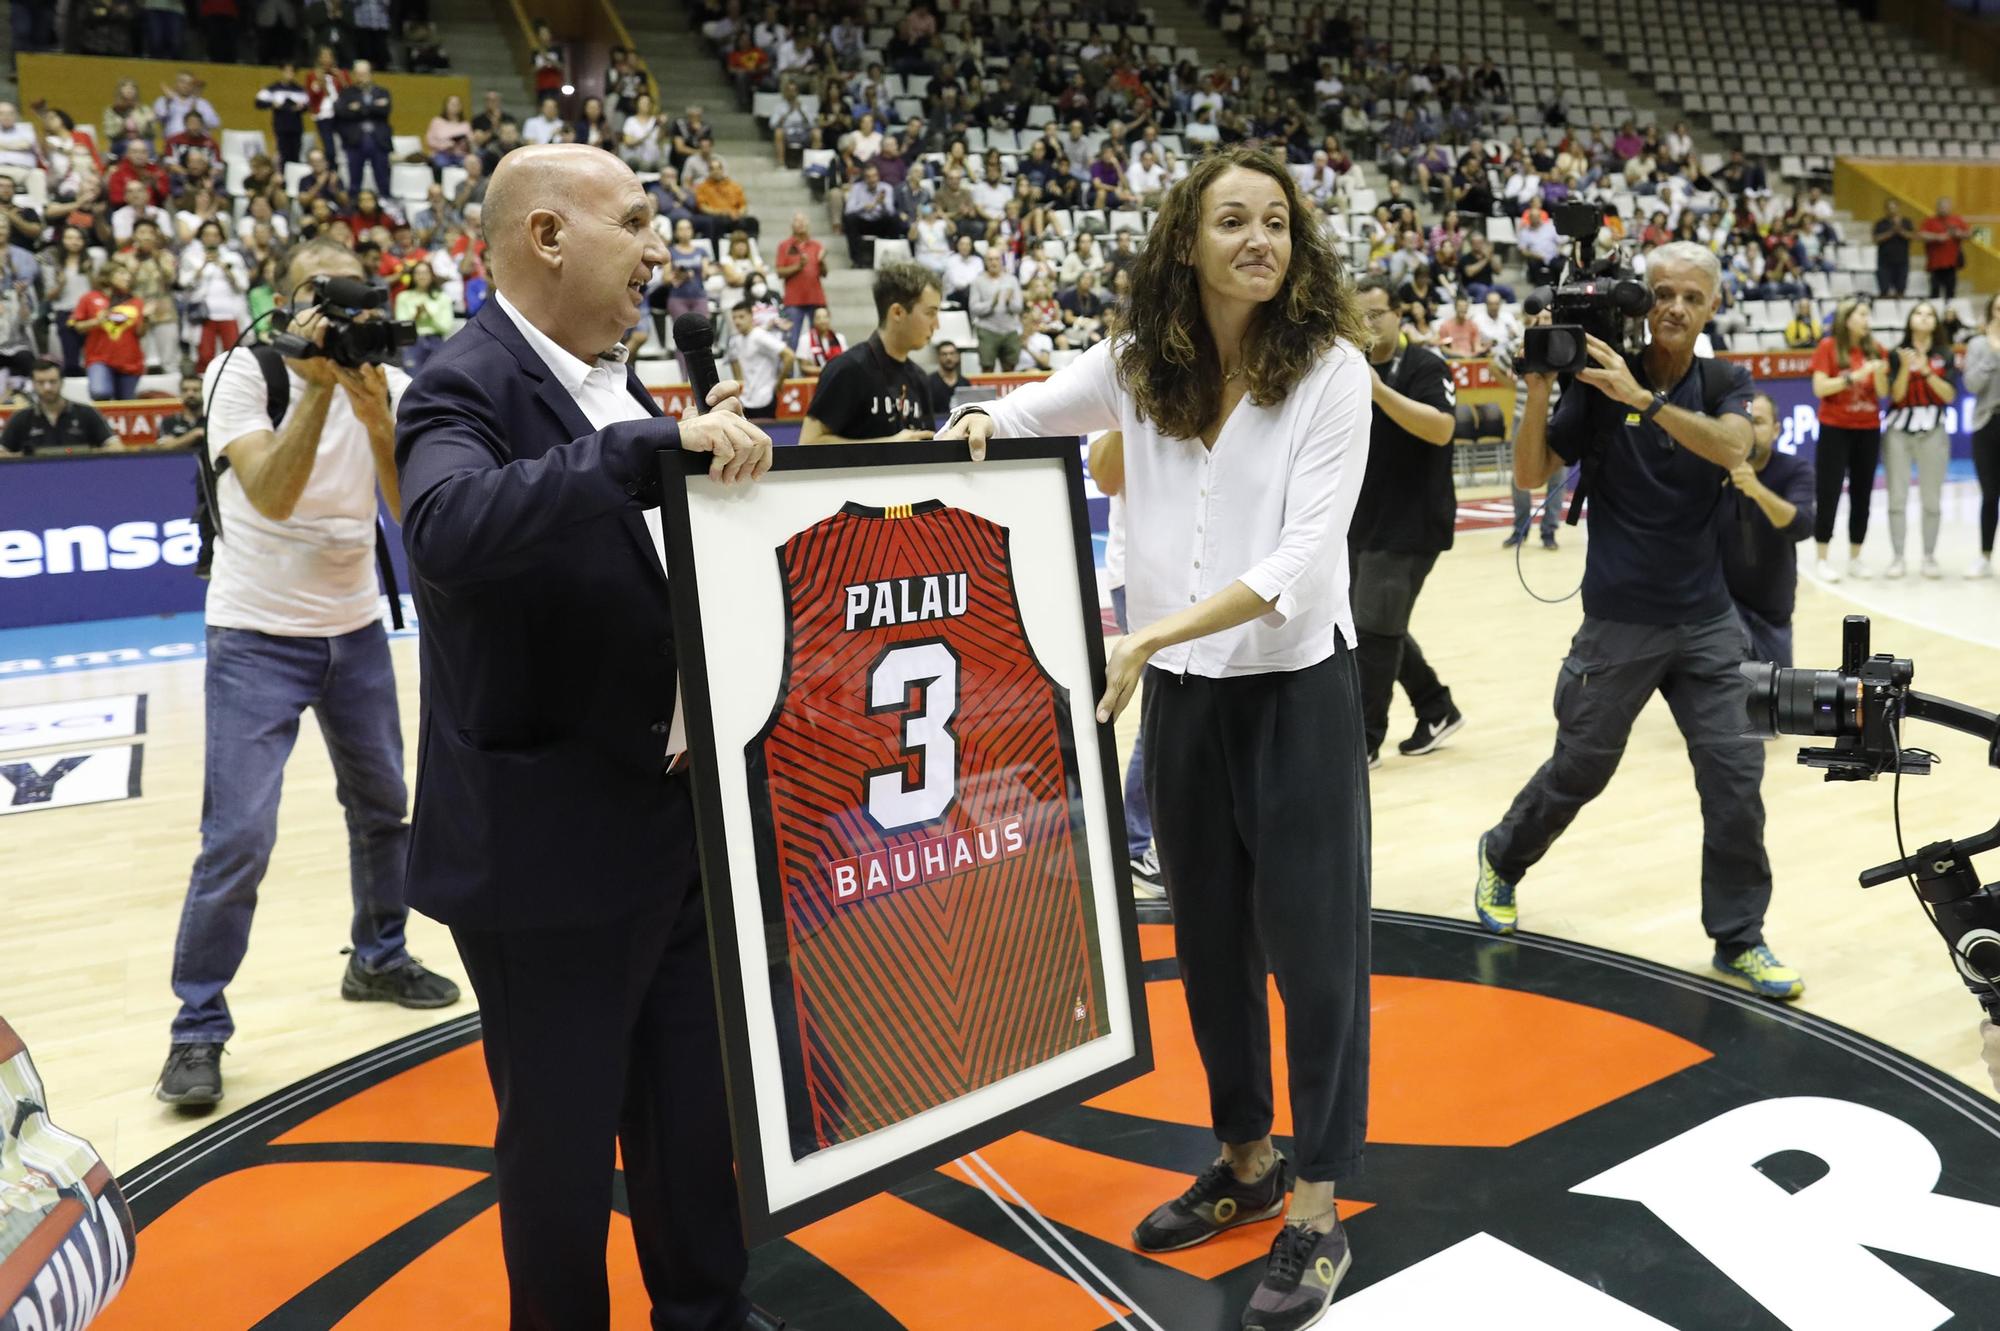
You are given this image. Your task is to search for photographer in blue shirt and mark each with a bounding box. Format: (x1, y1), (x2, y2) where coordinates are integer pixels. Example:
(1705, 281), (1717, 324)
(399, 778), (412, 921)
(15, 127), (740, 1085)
(1472, 241), (1805, 1001)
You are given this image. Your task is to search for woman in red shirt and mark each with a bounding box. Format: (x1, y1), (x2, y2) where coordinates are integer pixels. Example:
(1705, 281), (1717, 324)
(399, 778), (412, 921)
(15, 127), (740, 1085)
(1882, 301), (1958, 578)
(71, 260), (147, 402)
(1809, 296), (1890, 581)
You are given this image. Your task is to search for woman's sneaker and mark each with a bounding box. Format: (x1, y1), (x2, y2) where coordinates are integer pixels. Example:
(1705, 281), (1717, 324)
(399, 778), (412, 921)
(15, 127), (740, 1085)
(1240, 1219), (1353, 1331)
(1133, 1153), (1290, 1253)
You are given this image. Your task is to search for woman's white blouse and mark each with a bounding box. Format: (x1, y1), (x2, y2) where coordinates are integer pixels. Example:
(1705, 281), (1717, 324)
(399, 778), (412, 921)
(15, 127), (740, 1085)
(976, 336), (1372, 678)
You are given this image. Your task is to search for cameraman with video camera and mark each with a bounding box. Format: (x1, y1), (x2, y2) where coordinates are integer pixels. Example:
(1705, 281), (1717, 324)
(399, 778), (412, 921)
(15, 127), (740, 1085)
(157, 237), (458, 1109)
(1474, 235), (1807, 1001)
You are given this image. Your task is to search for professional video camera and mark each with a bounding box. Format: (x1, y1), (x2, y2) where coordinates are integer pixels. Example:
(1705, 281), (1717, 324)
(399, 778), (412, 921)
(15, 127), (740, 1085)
(1520, 200), (1654, 376)
(1743, 616), (2000, 1021)
(269, 274), (416, 370)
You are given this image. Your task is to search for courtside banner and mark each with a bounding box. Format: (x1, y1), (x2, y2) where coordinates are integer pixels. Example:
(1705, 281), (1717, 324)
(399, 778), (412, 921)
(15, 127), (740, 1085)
(659, 440), (1150, 1242)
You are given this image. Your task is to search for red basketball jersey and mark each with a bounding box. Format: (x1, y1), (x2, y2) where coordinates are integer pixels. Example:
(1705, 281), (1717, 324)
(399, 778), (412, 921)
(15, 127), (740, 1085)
(748, 500), (1107, 1158)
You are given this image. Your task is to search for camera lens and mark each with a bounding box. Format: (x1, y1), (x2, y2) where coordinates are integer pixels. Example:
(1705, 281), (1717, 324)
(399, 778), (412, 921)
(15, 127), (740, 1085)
(1741, 662), (1852, 738)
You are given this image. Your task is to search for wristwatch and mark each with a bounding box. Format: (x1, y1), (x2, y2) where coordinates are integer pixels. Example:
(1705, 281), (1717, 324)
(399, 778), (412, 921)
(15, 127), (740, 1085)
(1638, 392), (1668, 424)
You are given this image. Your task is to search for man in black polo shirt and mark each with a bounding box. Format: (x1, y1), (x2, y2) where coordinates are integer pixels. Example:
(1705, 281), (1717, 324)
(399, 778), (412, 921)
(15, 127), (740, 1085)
(0, 361), (122, 457)
(1722, 392), (1814, 667)
(800, 262), (941, 444)
(1474, 242), (1804, 1001)
(1349, 275), (1465, 768)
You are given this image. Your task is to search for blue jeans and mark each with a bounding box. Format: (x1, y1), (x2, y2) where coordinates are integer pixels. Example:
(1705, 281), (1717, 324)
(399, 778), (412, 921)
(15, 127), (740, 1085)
(403, 333), (444, 375)
(782, 304), (821, 349)
(1513, 464), (1569, 541)
(170, 623), (412, 1042)
(1109, 586), (1154, 860)
(85, 363), (140, 400)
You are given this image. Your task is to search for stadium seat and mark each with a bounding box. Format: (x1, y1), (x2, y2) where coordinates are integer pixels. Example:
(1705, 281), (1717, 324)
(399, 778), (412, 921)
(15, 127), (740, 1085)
(390, 163), (434, 203)
(220, 129), (268, 162)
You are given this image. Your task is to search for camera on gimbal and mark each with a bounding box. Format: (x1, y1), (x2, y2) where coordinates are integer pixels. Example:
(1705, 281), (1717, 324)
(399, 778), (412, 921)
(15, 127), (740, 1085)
(269, 274), (416, 370)
(1520, 201), (1654, 376)
(1743, 616), (2000, 1020)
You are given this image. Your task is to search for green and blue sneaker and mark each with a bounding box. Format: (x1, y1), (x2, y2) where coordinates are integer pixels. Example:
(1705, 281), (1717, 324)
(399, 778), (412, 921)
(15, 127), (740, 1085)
(1713, 944), (1804, 1001)
(1474, 835), (1518, 935)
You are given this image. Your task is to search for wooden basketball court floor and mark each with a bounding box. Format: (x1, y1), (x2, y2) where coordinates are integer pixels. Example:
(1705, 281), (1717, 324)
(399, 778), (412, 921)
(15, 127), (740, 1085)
(5, 479), (2000, 1321)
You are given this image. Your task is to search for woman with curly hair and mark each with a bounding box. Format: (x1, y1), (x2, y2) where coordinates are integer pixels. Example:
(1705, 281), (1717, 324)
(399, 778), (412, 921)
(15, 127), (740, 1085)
(940, 144), (1372, 1331)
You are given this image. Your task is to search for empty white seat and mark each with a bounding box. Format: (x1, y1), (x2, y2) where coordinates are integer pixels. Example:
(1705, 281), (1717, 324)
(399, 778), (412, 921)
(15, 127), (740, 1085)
(870, 238), (913, 266)
(220, 128), (268, 162)
(390, 163), (434, 202)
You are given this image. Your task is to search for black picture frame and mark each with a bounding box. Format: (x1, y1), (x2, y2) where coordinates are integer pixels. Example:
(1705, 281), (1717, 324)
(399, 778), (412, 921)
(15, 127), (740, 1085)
(658, 437), (1154, 1246)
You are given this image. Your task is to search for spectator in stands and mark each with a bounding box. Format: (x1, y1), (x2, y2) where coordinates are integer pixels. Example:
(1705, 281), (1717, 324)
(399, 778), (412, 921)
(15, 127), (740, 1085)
(120, 219), (179, 373)
(713, 229), (767, 315)
(1058, 268), (1109, 348)
(770, 211), (826, 347)
(336, 61), (395, 198)
(769, 83), (814, 168)
(395, 258), (454, 374)
(1810, 296), (1890, 582)
(1783, 299), (1820, 350)
(254, 0), (300, 66)
(0, 218), (35, 318)
(940, 233), (982, 307)
(794, 306), (843, 376)
(426, 95), (474, 174)
(654, 216), (709, 361)
(251, 64), (312, 167)
(1918, 197), (1970, 302)
(1518, 205), (1562, 287)
(522, 96), (564, 147)
(1871, 199), (1915, 298)
(482, 120), (525, 175)
(969, 249), (1022, 376)
(802, 261), (939, 442)
(181, 218), (251, 370)
(564, 96), (607, 151)
(1882, 301), (1957, 580)
(165, 111), (219, 170)
(0, 106), (35, 178)
(617, 93), (666, 173)
(910, 200), (954, 276)
(0, 177), (41, 256)
(175, 186), (229, 246)
(669, 106), (710, 174)
(1434, 295), (1487, 360)
(305, 46), (352, 165)
(971, 161), (1013, 238)
(297, 145), (349, 215)
(349, 0), (392, 69)
(157, 372), (207, 454)
(0, 360), (122, 454)
(102, 81), (158, 161)
(840, 161), (903, 268)
(153, 73), (218, 141)
(137, 0), (187, 61)
(72, 260), (146, 401)
(1089, 144), (1137, 211)
(347, 187), (398, 235)
(1060, 231), (1107, 287)
(695, 156), (758, 240)
(39, 225), (93, 375)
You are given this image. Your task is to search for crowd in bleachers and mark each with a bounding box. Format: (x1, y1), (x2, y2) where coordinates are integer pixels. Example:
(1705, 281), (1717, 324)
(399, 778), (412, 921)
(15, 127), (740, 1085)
(666, 0), (1989, 378)
(11, 0), (450, 73)
(0, 27), (834, 402)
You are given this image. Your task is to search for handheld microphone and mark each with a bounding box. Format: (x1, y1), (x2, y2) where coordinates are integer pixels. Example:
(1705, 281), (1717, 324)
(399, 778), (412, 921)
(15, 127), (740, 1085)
(672, 312), (720, 415)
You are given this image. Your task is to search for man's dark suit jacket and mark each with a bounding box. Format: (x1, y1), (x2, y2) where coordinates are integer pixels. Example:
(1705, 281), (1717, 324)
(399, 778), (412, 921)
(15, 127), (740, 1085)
(395, 298), (686, 931)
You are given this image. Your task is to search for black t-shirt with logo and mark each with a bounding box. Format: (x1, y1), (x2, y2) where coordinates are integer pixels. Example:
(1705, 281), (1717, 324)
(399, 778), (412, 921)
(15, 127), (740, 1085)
(0, 401), (114, 455)
(807, 333), (937, 440)
(1350, 343), (1459, 554)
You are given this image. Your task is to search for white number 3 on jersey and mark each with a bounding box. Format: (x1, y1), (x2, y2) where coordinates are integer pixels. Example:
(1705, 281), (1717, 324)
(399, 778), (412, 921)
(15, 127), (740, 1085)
(866, 642), (960, 831)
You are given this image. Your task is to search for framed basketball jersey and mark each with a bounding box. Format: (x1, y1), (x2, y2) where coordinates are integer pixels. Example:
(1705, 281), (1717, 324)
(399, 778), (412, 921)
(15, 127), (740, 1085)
(660, 439), (1152, 1243)
(746, 500), (1109, 1160)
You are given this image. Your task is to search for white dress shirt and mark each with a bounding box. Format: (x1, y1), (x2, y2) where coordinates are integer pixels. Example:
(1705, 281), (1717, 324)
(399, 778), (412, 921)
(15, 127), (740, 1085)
(972, 337), (1372, 678)
(492, 289), (686, 753)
